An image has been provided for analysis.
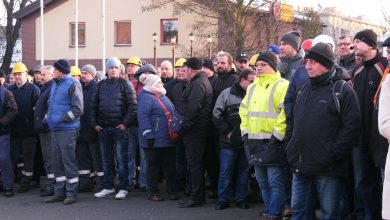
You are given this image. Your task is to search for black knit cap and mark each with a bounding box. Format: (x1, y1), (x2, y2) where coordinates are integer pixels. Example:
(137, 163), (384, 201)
(202, 58), (214, 72)
(184, 57), (202, 70)
(280, 30), (302, 51)
(354, 29), (377, 49)
(383, 36), (390, 47)
(256, 51), (278, 71)
(305, 42), (335, 70)
(53, 59), (71, 74)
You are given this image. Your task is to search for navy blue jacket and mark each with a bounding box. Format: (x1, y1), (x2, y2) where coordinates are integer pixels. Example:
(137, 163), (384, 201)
(9, 82), (40, 137)
(34, 80), (54, 132)
(79, 80), (97, 141)
(137, 90), (174, 148)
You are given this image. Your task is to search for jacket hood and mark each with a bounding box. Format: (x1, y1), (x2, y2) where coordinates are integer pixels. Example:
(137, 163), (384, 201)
(333, 65), (351, 81)
(281, 49), (305, 63)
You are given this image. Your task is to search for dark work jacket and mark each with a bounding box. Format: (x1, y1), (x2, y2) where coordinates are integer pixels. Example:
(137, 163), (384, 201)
(162, 77), (174, 86)
(212, 69), (238, 105)
(212, 83), (245, 149)
(285, 69), (361, 178)
(165, 78), (180, 102)
(9, 82), (40, 137)
(167, 80), (187, 108)
(34, 80), (54, 132)
(0, 86), (18, 135)
(178, 71), (213, 134)
(79, 80), (97, 142)
(277, 49), (304, 81)
(338, 53), (357, 78)
(352, 52), (388, 148)
(91, 77), (137, 128)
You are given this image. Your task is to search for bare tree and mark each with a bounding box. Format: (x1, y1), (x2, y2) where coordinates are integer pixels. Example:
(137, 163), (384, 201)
(300, 9), (323, 39)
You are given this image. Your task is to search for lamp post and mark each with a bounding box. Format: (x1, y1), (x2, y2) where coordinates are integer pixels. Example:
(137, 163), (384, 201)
(189, 32), (194, 57)
(171, 36), (177, 77)
(207, 35), (212, 59)
(152, 33), (158, 67)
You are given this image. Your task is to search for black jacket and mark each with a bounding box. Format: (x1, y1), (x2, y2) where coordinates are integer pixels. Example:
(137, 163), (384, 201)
(79, 80), (97, 141)
(178, 71), (213, 134)
(0, 86), (18, 135)
(338, 53), (357, 77)
(91, 77), (137, 128)
(353, 52), (388, 148)
(34, 80), (54, 132)
(285, 68), (361, 178)
(213, 83), (245, 149)
(167, 80), (187, 108)
(212, 69), (238, 105)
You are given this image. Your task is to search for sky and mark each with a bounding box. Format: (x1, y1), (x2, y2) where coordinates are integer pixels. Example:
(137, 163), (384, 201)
(286, 0), (390, 27)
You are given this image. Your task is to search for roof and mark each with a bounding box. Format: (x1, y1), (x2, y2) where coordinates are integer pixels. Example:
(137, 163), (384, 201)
(14, 0), (64, 19)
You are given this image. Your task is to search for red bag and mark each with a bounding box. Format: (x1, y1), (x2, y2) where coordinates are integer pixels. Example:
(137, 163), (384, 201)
(152, 96), (181, 142)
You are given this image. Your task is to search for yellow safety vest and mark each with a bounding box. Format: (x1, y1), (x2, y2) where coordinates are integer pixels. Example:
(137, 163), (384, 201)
(239, 72), (289, 140)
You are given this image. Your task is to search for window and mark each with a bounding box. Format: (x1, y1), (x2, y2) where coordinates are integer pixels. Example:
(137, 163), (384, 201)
(70, 22), (86, 47)
(160, 18), (178, 44)
(115, 21), (132, 45)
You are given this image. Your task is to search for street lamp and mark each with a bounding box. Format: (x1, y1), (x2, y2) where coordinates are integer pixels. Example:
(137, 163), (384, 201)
(207, 35), (212, 59)
(171, 36), (177, 77)
(189, 32), (195, 57)
(152, 32), (158, 67)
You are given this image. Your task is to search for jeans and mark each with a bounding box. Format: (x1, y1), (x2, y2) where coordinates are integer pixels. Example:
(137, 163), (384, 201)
(254, 165), (285, 217)
(127, 126), (138, 184)
(352, 147), (382, 220)
(218, 148), (250, 202)
(98, 127), (129, 190)
(291, 173), (345, 220)
(0, 134), (13, 189)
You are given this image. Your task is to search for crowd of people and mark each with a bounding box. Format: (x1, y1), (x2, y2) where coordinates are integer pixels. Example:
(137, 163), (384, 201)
(0, 28), (390, 220)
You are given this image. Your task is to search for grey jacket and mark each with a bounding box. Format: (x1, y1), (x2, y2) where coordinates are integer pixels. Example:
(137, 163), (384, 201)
(277, 49), (304, 81)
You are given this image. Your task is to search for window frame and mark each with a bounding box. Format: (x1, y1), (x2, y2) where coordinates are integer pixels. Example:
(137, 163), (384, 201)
(160, 18), (178, 45)
(114, 20), (132, 46)
(69, 22), (86, 47)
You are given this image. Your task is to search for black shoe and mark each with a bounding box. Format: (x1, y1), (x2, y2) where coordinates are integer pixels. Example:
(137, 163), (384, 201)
(215, 201), (230, 210)
(63, 197), (76, 205)
(177, 199), (203, 208)
(44, 196), (66, 203)
(17, 184), (32, 193)
(236, 201), (250, 209)
(4, 188), (14, 197)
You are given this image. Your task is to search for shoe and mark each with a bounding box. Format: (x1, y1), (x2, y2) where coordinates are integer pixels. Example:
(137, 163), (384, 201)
(63, 197), (76, 205)
(148, 194), (164, 201)
(236, 200), (250, 209)
(283, 207), (292, 217)
(215, 201), (230, 210)
(40, 187), (54, 197)
(4, 188), (14, 197)
(177, 199), (203, 208)
(94, 188), (115, 198)
(44, 196), (66, 203)
(115, 190), (128, 200)
(17, 184), (32, 193)
(168, 192), (179, 200)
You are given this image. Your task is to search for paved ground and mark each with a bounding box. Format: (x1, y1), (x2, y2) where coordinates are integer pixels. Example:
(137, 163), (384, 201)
(0, 188), (263, 220)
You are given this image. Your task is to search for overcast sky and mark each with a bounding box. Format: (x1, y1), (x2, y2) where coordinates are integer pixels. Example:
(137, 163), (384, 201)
(286, 0), (390, 27)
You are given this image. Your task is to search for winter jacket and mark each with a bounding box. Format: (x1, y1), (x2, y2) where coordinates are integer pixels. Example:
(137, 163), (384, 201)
(137, 90), (175, 148)
(178, 71), (213, 134)
(212, 69), (238, 104)
(166, 80), (187, 108)
(165, 78), (180, 102)
(47, 75), (83, 131)
(213, 83), (246, 149)
(277, 49), (304, 81)
(91, 77), (137, 128)
(9, 82), (40, 137)
(352, 52), (388, 148)
(162, 77), (174, 86)
(79, 80), (97, 141)
(338, 53), (357, 77)
(0, 86), (18, 135)
(285, 69), (361, 178)
(34, 80), (54, 132)
(378, 70), (390, 219)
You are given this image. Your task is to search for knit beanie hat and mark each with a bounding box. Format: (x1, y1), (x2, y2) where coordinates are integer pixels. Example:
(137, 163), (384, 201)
(202, 58), (214, 72)
(268, 45), (281, 55)
(105, 57), (121, 73)
(81, 64), (97, 78)
(305, 42), (335, 70)
(256, 51), (278, 71)
(54, 59), (71, 74)
(354, 29), (377, 49)
(142, 74), (162, 87)
(184, 57), (202, 70)
(135, 63), (157, 77)
(280, 30), (302, 51)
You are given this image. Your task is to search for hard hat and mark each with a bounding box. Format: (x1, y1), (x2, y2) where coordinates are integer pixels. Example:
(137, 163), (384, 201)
(249, 54), (259, 66)
(175, 58), (187, 68)
(12, 62), (28, 73)
(312, 35), (335, 52)
(71, 66), (81, 76)
(126, 56), (142, 66)
(301, 39), (313, 52)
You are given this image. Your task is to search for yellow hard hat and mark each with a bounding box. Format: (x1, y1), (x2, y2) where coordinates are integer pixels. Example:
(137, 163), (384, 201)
(126, 56), (142, 66)
(249, 54), (259, 66)
(175, 58), (187, 68)
(71, 66), (81, 76)
(12, 62), (28, 73)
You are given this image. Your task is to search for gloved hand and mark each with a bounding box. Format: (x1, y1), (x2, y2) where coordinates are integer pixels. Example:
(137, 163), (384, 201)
(147, 139), (155, 147)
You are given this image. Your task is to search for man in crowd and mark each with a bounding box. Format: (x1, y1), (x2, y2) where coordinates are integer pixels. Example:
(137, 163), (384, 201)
(160, 60), (174, 85)
(234, 52), (250, 74)
(337, 35), (357, 76)
(31, 65), (43, 87)
(278, 30), (304, 80)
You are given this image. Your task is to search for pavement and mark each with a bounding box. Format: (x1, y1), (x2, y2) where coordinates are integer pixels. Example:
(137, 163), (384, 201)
(0, 187), (263, 220)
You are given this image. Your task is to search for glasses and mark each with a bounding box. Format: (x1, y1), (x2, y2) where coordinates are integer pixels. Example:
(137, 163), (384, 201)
(337, 43), (352, 47)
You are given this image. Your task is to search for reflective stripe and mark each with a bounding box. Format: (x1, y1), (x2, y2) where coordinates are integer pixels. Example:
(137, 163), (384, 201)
(248, 133), (272, 140)
(248, 111), (279, 118)
(142, 130), (152, 136)
(67, 177), (79, 184)
(47, 174), (55, 179)
(241, 129), (248, 136)
(268, 79), (284, 114)
(56, 176), (66, 182)
(272, 130), (285, 140)
(21, 170), (33, 176)
(17, 163), (24, 168)
(247, 85), (256, 104)
(96, 172), (104, 177)
(240, 102), (247, 109)
(278, 102), (284, 110)
(67, 111), (76, 120)
(78, 170), (91, 175)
